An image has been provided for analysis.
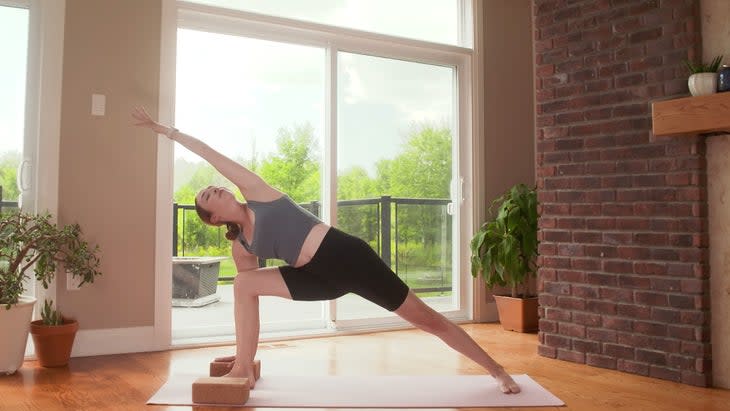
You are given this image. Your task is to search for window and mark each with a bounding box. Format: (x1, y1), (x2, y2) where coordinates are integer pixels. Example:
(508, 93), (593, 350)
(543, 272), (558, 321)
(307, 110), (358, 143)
(184, 0), (463, 46)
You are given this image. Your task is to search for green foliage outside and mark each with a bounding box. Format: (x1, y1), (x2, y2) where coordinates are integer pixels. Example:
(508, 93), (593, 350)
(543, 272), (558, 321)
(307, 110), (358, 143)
(0, 151), (20, 203)
(174, 122), (454, 293)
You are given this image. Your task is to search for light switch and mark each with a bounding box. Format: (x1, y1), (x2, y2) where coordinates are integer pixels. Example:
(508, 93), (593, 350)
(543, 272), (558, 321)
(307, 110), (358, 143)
(91, 93), (106, 116)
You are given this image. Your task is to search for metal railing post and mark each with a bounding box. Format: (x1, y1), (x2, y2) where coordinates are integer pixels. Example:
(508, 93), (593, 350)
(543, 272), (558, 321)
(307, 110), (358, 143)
(380, 196), (391, 267)
(172, 203), (178, 256)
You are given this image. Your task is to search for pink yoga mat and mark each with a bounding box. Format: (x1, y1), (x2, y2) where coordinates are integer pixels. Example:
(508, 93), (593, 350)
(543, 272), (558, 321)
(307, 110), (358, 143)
(148, 374), (564, 408)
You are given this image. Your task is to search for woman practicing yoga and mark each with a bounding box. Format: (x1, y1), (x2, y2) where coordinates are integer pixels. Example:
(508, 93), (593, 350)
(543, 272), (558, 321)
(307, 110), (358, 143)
(132, 107), (520, 394)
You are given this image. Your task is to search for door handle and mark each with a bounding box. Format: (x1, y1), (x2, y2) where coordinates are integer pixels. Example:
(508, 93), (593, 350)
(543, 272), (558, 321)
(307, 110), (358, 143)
(16, 159), (31, 192)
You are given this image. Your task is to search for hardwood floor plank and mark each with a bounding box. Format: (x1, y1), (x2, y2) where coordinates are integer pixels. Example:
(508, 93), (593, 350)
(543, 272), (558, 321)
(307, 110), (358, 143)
(1, 324), (728, 410)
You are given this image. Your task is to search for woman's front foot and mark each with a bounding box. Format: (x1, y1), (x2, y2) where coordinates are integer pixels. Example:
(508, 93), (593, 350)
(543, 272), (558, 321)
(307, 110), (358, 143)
(224, 364), (256, 389)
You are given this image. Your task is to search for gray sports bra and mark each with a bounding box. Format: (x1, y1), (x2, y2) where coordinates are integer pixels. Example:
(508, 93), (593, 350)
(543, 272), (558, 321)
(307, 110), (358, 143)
(238, 195), (321, 265)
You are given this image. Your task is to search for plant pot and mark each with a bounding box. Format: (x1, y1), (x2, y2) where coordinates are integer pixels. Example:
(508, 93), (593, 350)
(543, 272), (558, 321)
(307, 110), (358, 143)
(0, 296), (37, 375)
(688, 72), (717, 96)
(493, 295), (538, 333)
(30, 318), (79, 367)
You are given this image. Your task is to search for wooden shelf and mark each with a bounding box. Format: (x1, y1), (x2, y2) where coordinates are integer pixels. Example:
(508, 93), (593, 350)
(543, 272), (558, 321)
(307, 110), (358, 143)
(651, 92), (730, 137)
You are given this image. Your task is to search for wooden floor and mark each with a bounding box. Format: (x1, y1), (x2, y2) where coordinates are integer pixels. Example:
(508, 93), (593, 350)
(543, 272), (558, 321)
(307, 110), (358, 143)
(2, 323), (729, 410)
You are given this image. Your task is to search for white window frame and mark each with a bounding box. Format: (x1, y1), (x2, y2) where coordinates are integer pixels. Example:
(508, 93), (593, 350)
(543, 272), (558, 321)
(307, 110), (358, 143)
(156, 0), (475, 346)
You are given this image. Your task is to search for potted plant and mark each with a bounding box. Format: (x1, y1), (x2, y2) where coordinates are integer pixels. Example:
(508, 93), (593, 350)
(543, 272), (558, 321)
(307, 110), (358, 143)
(30, 299), (80, 367)
(684, 55), (723, 96)
(470, 183), (539, 332)
(0, 211), (101, 374)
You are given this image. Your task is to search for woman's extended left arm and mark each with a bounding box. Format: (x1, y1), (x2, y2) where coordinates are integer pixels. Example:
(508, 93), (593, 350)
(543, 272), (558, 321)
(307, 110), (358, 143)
(132, 107), (281, 201)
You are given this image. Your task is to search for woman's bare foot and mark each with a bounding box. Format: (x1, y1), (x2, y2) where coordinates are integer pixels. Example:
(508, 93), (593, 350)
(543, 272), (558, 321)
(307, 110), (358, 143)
(493, 370), (521, 394)
(224, 363), (256, 389)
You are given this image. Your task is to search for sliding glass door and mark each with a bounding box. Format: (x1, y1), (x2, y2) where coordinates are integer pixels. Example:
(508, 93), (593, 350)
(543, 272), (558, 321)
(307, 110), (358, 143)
(172, 28), (328, 341)
(335, 52), (457, 322)
(169, 2), (471, 343)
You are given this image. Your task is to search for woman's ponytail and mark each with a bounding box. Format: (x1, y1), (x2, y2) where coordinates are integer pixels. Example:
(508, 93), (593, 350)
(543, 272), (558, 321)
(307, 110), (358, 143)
(225, 222), (241, 241)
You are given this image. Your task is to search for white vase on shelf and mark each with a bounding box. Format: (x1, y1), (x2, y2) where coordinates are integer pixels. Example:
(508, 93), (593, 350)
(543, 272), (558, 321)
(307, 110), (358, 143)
(688, 72), (717, 96)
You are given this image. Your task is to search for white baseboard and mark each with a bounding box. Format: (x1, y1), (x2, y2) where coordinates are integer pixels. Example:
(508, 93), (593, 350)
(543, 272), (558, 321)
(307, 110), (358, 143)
(70, 326), (169, 357)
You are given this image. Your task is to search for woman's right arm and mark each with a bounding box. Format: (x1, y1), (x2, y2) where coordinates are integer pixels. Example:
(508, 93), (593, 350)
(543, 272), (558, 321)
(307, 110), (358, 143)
(132, 107), (281, 201)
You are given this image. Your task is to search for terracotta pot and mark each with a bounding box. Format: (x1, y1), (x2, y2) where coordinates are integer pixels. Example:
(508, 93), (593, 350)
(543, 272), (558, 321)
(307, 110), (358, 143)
(30, 319), (79, 367)
(493, 295), (538, 333)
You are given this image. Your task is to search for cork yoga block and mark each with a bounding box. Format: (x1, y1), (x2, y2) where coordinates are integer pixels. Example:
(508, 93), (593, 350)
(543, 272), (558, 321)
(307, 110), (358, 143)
(192, 377), (250, 405)
(210, 359), (261, 380)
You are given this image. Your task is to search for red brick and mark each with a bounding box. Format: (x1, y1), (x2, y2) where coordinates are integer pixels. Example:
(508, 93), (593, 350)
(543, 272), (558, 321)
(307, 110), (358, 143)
(586, 273), (618, 287)
(649, 365), (681, 382)
(545, 307), (572, 321)
(558, 322), (586, 338)
(573, 311), (601, 326)
(617, 304), (651, 320)
(545, 334), (572, 349)
(667, 325), (694, 341)
(586, 328), (616, 344)
(538, 344), (557, 358)
(668, 354), (695, 371)
(635, 291), (668, 306)
(586, 354), (617, 369)
(573, 339), (601, 353)
(587, 300), (617, 315)
(651, 278), (681, 292)
(604, 343), (635, 360)
(617, 359), (649, 376)
(599, 287), (633, 302)
(557, 349), (585, 363)
(572, 284), (599, 299)
(650, 308), (680, 323)
(557, 270), (584, 282)
(571, 258), (601, 271)
(602, 316), (632, 331)
(558, 296), (585, 310)
(633, 321), (667, 337)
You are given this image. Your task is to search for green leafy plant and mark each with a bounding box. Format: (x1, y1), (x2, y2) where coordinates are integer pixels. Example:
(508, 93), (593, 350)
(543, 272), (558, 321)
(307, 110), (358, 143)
(40, 298), (63, 326)
(684, 55), (723, 74)
(470, 184), (538, 298)
(0, 211), (102, 309)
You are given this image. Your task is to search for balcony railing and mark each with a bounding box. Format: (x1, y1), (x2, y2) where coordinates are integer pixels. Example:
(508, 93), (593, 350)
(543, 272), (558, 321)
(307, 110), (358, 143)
(0, 186), (19, 214)
(173, 196), (454, 293)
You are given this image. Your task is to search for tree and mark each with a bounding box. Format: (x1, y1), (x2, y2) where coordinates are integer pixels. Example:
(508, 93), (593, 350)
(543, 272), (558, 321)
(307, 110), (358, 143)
(387, 123), (451, 198)
(258, 124), (320, 203)
(0, 151), (20, 202)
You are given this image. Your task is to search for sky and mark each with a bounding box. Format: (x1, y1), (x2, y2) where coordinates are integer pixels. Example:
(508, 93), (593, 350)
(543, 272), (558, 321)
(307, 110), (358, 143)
(0, 5), (28, 157)
(1, 1), (460, 178)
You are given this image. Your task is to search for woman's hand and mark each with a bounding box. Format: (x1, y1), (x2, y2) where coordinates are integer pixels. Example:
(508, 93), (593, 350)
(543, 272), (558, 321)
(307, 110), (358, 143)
(132, 107), (174, 137)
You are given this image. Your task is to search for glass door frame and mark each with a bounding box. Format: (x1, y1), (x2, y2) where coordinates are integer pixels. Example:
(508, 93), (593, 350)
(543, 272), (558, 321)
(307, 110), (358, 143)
(158, 1), (475, 345)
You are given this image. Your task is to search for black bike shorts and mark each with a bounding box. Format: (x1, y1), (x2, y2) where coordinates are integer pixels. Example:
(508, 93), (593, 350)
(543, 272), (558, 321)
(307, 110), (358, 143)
(279, 227), (409, 311)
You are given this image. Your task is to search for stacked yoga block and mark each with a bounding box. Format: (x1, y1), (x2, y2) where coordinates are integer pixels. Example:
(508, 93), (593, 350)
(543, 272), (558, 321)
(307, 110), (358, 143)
(191, 359), (261, 405)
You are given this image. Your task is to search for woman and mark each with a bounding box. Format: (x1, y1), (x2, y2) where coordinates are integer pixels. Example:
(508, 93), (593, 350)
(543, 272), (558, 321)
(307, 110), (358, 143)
(132, 107), (520, 394)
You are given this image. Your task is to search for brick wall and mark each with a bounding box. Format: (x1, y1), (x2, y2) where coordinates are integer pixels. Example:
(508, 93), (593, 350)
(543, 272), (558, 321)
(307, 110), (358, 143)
(533, 0), (712, 386)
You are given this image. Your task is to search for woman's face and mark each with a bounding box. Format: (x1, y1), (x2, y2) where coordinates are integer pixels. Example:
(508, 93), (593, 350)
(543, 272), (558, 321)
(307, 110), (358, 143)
(195, 186), (236, 224)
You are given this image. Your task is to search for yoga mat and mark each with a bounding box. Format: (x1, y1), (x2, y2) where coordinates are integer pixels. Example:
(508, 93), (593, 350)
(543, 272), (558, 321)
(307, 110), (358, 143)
(148, 374), (564, 408)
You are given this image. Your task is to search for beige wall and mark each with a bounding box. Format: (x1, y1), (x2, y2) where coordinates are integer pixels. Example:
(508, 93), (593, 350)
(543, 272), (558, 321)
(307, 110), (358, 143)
(474, 0), (536, 321)
(701, 0), (730, 390)
(56, 0), (161, 329)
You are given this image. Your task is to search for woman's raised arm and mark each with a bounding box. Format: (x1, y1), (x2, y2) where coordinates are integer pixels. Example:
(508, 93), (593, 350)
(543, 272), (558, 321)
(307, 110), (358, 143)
(132, 107), (281, 201)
